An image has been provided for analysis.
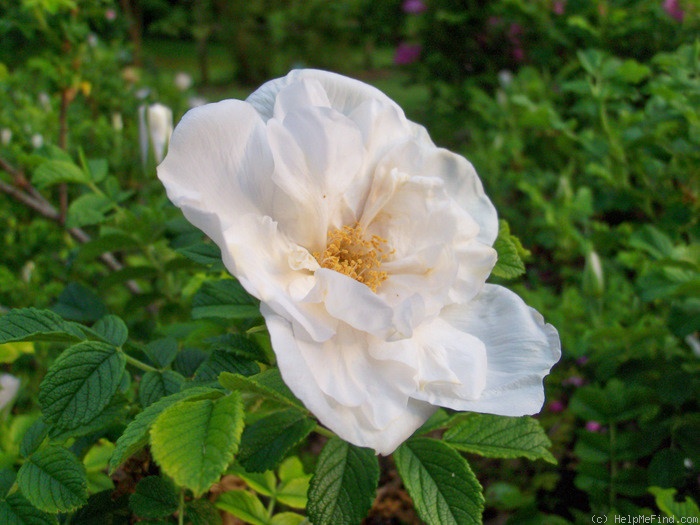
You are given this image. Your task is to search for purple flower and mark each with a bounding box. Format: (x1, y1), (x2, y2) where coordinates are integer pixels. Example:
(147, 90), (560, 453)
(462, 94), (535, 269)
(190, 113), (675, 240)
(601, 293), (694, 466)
(394, 43), (422, 65)
(563, 375), (585, 387)
(402, 0), (427, 14)
(576, 356), (589, 366)
(548, 400), (566, 413)
(553, 0), (566, 15)
(586, 421), (603, 432)
(663, 0), (684, 22)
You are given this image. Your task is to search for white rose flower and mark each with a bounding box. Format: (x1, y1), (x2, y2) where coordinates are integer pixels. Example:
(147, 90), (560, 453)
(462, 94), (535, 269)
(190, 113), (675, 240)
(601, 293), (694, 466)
(158, 69), (560, 455)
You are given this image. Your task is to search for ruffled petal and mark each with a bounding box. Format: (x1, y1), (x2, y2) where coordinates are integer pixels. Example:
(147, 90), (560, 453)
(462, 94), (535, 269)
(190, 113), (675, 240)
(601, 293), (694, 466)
(220, 214), (337, 343)
(439, 284), (561, 416)
(263, 306), (434, 455)
(157, 100), (274, 245)
(266, 105), (365, 249)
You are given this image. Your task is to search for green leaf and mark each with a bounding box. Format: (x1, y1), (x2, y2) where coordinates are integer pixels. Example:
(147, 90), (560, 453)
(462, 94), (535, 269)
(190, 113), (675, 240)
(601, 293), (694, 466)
(193, 349), (260, 383)
(215, 490), (269, 525)
(238, 408), (316, 473)
(307, 437), (379, 525)
(186, 499), (223, 525)
(219, 369), (304, 410)
(144, 337), (179, 368)
(109, 386), (221, 473)
(0, 308), (86, 344)
(568, 380), (656, 424)
(86, 158), (109, 183)
(207, 333), (270, 363)
(51, 283), (108, 323)
(17, 444), (88, 513)
(19, 419), (49, 458)
(192, 279), (260, 320)
(138, 370), (186, 407)
(39, 341), (126, 430)
(176, 242), (222, 267)
(0, 469), (16, 498)
(150, 392), (244, 496)
(277, 456), (312, 508)
(394, 437), (484, 525)
(90, 315), (128, 347)
(271, 513), (306, 525)
(65, 194), (114, 228)
(0, 492), (57, 525)
(492, 220), (526, 280)
(443, 414), (556, 464)
(49, 394), (128, 441)
(69, 490), (129, 525)
(649, 487), (700, 519)
(129, 476), (179, 519)
(32, 159), (90, 188)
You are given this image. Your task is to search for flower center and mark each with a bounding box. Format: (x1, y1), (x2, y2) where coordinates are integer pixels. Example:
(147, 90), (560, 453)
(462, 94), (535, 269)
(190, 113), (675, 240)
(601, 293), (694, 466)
(314, 224), (391, 292)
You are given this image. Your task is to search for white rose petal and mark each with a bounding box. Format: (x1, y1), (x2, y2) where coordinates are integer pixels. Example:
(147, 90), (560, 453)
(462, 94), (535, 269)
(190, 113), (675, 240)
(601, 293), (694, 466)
(158, 69), (561, 455)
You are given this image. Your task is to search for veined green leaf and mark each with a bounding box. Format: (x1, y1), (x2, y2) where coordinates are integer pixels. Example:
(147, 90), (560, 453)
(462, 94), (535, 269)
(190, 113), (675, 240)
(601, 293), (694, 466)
(394, 437), (484, 525)
(443, 413), (556, 464)
(138, 370), (186, 407)
(176, 242), (222, 267)
(39, 341), (126, 430)
(193, 349), (260, 383)
(192, 279), (260, 320)
(238, 408), (316, 473)
(215, 490), (269, 525)
(129, 476), (179, 519)
(150, 392), (244, 496)
(109, 386), (221, 473)
(17, 444), (88, 513)
(144, 337), (179, 368)
(491, 220), (526, 280)
(90, 315), (128, 347)
(307, 437), (379, 525)
(0, 492), (57, 525)
(52, 283), (108, 322)
(32, 159), (90, 188)
(0, 308), (86, 344)
(219, 369), (304, 410)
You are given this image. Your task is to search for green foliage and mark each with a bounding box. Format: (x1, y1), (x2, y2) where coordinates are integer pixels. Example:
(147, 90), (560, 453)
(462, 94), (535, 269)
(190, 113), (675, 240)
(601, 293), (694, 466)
(307, 437), (379, 525)
(150, 392), (244, 496)
(1, 0), (699, 523)
(394, 437), (484, 525)
(443, 413), (556, 464)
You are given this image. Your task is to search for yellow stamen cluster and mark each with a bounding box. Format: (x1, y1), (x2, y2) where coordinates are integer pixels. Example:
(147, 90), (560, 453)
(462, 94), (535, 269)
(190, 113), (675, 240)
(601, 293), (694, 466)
(314, 224), (390, 292)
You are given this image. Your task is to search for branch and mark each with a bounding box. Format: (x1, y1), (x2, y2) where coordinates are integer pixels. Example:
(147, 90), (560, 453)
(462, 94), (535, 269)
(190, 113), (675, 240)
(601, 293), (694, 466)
(0, 158), (141, 294)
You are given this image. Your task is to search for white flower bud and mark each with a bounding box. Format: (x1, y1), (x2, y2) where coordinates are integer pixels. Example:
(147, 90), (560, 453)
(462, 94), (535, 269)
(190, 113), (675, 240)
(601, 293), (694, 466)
(174, 72), (193, 91)
(583, 250), (604, 297)
(0, 373), (20, 411)
(31, 134), (44, 149)
(112, 112), (123, 132)
(1, 128), (11, 145)
(139, 103), (173, 166)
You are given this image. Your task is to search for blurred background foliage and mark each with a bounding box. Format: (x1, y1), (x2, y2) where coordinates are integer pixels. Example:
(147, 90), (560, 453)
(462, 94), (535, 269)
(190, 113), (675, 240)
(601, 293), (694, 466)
(0, 0), (699, 523)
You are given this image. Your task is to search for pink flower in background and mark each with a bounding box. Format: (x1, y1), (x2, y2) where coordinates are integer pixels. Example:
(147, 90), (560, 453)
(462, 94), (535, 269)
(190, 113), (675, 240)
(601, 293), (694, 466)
(663, 0), (684, 22)
(563, 375), (585, 387)
(402, 0), (427, 14)
(548, 400), (566, 413)
(105, 8), (117, 21)
(553, 0), (566, 15)
(586, 421), (603, 432)
(394, 43), (422, 65)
